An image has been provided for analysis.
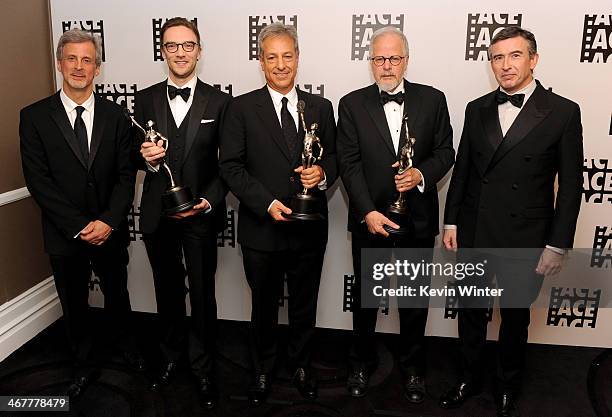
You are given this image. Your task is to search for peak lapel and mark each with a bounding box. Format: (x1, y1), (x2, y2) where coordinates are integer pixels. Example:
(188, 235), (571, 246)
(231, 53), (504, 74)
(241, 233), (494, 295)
(184, 80), (211, 163)
(489, 85), (552, 169)
(363, 84), (396, 158)
(152, 82), (168, 137)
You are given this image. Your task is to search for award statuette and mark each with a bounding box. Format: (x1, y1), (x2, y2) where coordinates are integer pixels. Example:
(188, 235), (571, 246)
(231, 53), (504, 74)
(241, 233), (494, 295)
(282, 100), (325, 221)
(130, 117), (199, 215)
(384, 114), (416, 236)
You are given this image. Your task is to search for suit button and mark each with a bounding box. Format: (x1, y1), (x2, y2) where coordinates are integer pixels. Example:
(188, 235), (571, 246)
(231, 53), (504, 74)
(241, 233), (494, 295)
(87, 182), (93, 187)
(512, 183), (518, 190)
(482, 179), (489, 184)
(290, 177), (295, 182)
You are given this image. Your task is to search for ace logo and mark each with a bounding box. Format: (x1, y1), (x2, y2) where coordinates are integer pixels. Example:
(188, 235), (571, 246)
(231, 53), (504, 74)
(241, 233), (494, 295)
(583, 159), (612, 204)
(296, 84), (325, 97)
(95, 83), (137, 115)
(351, 14), (404, 61)
(546, 287), (600, 328)
(591, 226), (612, 268)
(465, 13), (522, 61)
(249, 15), (298, 60)
(581, 14), (612, 63)
(62, 20), (105, 62)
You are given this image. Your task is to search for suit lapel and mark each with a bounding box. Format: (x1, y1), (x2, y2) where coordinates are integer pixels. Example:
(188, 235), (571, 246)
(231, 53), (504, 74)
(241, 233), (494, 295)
(184, 79), (210, 162)
(152, 82), (168, 138)
(489, 84), (552, 168)
(479, 94), (503, 170)
(49, 92), (87, 169)
(88, 95), (107, 170)
(255, 86), (292, 162)
(363, 84), (396, 157)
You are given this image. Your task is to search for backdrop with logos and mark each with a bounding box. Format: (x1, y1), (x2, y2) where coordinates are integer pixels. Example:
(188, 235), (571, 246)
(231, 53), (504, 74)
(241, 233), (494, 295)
(48, 0), (612, 347)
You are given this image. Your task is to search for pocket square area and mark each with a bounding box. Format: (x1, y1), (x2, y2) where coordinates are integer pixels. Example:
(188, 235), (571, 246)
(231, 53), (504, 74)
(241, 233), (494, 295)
(201, 119), (215, 124)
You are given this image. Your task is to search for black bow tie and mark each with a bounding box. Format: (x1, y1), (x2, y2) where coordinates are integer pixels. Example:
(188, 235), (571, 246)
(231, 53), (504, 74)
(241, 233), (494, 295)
(495, 90), (525, 108)
(380, 90), (405, 105)
(168, 85), (191, 102)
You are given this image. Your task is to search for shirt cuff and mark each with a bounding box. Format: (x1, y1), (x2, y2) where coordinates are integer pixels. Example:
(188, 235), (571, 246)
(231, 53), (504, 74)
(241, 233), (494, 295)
(443, 224), (457, 230)
(317, 171), (327, 191)
(146, 161), (160, 172)
(545, 245), (566, 255)
(267, 199), (279, 213)
(414, 168), (425, 193)
(200, 198), (212, 214)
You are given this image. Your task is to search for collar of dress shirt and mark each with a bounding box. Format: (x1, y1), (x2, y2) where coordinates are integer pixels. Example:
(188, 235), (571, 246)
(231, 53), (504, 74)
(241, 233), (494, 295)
(378, 81), (405, 96)
(167, 75), (198, 97)
(267, 84), (298, 108)
(60, 89), (95, 114)
(500, 78), (537, 99)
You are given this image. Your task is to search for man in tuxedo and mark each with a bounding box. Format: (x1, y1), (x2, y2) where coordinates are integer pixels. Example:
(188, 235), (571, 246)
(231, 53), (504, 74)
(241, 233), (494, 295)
(134, 17), (230, 408)
(20, 29), (140, 399)
(219, 22), (337, 406)
(441, 27), (583, 417)
(337, 27), (454, 401)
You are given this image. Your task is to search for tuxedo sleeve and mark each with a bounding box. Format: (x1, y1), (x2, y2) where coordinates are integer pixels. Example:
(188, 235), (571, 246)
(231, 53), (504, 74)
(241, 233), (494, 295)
(219, 100), (275, 218)
(547, 103), (583, 248)
(98, 110), (137, 229)
(201, 95), (231, 211)
(444, 103), (472, 225)
(20, 108), (90, 238)
(316, 99), (338, 187)
(415, 92), (455, 190)
(336, 96), (376, 219)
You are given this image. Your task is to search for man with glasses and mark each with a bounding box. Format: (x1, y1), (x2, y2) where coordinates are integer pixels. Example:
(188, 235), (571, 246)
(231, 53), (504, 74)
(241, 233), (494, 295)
(134, 17), (231, 409)
(337, 26), (454, 401)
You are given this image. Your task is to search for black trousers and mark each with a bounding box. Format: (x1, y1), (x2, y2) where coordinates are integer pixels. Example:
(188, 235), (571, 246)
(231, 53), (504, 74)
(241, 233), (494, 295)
(50, 234), (132, 377)
(241, 245), (325, 374)
(457, 252), (544, 393)
(350, 230), (434, 376)
(143, 214), (218, 378)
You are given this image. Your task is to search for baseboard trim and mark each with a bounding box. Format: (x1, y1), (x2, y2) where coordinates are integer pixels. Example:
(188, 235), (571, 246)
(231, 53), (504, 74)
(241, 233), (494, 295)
(0, 277), (62, 362)
(0, 187), (30, 207)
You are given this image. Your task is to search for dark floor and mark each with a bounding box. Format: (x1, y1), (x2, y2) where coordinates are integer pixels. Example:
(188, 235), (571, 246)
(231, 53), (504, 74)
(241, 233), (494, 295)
(0, 311), (610, 417)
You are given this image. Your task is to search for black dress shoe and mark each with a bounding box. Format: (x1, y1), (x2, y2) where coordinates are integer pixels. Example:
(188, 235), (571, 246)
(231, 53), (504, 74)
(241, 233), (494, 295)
(66, 368), (101, 400)
(347, 368), (369, 398)
(292, 367), (318, 400)
(403, 375), (426, 404)
(122, 351), (147, 372)
(248, 374), (269, 407)
(149, 361), (177, 392)
(497, 391), (520, 417)
(439, 381), (481, 409)
(197, 376), (218, 409)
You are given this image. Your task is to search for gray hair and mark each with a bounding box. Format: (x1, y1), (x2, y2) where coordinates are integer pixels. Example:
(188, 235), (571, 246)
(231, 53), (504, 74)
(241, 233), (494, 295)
(257, 22), (299, 57)
(369, 26), (409, 57)
(56, 29), (103, 67)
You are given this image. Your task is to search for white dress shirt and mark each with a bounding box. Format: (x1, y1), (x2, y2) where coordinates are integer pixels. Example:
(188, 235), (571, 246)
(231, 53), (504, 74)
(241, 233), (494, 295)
(380, 83), (425, 193)
(60, 90), (95, 148)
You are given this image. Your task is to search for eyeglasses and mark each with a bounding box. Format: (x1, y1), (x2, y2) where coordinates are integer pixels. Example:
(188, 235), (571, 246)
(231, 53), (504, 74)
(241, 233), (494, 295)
(370, 55), (405, 66)
(163, 41), (199, 53)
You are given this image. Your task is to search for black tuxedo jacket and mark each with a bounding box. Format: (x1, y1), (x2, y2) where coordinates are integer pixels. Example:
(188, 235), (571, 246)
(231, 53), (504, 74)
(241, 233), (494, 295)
(444, 81), (583, 248)
(337, 80), (455, 239)
(20, 92), (136, 256)
(219, 86), (337, 251)
(133, 79), (231, 234)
